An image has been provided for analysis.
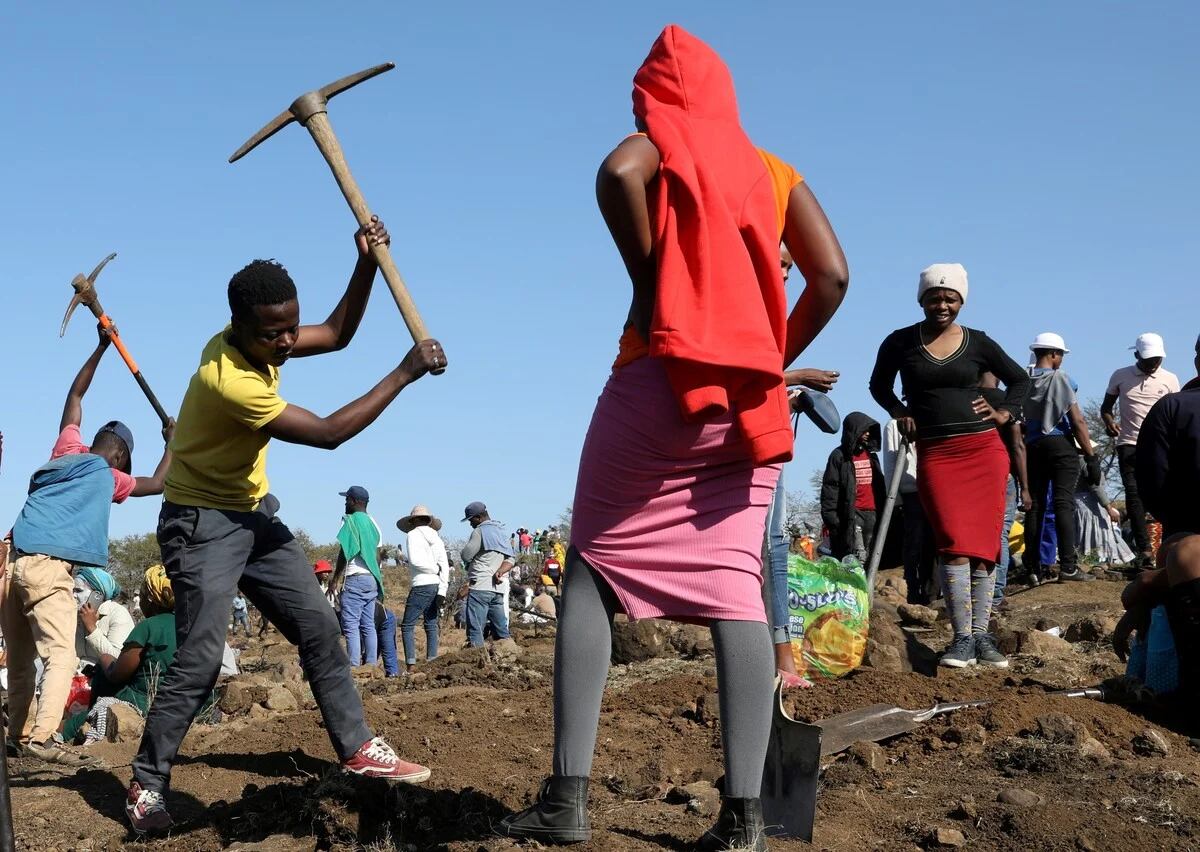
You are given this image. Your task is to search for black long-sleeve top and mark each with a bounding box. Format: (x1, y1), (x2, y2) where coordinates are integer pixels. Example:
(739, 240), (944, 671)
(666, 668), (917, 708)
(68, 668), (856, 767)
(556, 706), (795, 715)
(869, 324), (1030, 441)
(1136, 376), (1200, 537)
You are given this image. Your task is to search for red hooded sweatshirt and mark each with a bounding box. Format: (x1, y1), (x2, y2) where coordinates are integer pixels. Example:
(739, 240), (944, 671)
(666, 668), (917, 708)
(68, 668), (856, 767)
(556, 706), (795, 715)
(632, 25), (792, 465)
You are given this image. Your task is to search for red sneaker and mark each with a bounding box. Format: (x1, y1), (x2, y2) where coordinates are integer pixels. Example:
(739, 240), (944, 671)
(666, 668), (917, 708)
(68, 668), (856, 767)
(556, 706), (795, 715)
(126, 781), (173, 834)
(342, 736), (431, 782)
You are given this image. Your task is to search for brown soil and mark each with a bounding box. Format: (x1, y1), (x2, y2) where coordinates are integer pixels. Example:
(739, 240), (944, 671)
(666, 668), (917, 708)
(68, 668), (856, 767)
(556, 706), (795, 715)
(9, 570), (1200, 851)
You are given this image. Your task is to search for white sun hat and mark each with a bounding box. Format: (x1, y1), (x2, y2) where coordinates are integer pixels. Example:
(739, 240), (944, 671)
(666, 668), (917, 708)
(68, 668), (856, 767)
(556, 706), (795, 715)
(1029, 332), (1070, 353)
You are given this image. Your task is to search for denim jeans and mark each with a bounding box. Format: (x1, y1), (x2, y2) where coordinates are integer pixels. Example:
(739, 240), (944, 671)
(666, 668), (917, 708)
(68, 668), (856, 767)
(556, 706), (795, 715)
(764, 474), (790, 644)
(377, 608), (399, 676)
(466, 589), (510, 646)
(401, 584), (440, 665)
(340, 574), (379, 665)
(994, 476), (1017, 600)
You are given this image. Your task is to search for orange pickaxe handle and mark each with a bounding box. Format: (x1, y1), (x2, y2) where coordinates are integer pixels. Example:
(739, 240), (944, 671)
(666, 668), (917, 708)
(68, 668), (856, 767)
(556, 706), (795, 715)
(91, 311), (170, 429)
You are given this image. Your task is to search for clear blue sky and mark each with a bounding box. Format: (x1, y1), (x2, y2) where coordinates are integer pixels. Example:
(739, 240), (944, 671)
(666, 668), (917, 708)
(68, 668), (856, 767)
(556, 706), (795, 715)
(2, 3), (1197, 547)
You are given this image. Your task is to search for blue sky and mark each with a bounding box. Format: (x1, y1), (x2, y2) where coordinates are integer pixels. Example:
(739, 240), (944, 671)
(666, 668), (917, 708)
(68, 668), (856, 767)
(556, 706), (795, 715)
(2, 3), (1197, 547)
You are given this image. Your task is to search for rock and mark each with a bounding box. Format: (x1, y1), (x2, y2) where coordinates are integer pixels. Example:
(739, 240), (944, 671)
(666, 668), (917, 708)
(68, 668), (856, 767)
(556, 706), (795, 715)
(611, 618), (674, 663)
(107, 702), (144, 743)
(1036, 712), (1088, 745)
(1079, 737), (1111, 761)
(1064, 615), (1118, 643)
(847, 741), (886, 771)
(932, 827), (966, 847)
(1132, 729), (1170, 757)
(991, 625), (1021, 656)
(879, 573), (908, 600)
(862, 638), (904, 672)
(667, 781), (720, 816)
(997, 788), (1043, 807)
(491, 637), (523, 662)
(351, 664), (382, 679)
(898, 603), (938, 627)
(672, 624), (715, 657)
(696, 692), (721, 726)
(220, 679), (269, 715)
(409, 672), (429, 684)
(1075, 836), (1098, 852)
(954, 795), (978, 820)
(265, 686), (298, 712)
(282, 680), (316, 709)
(1017, 630), (1074, 657)
(248, 703), (270, 720)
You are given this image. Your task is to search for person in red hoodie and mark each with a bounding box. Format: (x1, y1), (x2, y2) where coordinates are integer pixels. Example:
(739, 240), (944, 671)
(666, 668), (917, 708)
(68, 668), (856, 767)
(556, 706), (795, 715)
(500, 25), (847, 851)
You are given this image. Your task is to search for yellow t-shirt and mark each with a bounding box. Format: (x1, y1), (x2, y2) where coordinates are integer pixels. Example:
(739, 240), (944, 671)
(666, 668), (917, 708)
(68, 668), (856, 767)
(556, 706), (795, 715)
(164, 330), (288, 511)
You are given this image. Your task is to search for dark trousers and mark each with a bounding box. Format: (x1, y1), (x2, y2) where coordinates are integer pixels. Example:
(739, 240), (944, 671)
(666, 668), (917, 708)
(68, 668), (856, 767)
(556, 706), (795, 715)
(1118, 444), (1151, 553)
(901, 492), (935, 604)
(132, 499), (372, 792)
(1025, 436), (1079, 573)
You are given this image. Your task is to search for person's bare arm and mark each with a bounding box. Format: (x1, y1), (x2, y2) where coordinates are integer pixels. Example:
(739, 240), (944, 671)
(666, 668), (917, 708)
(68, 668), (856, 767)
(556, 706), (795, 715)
(784, 368), (839, 392)
(290, 218), (389, 358)
(1101, 392), (1120, 438)
(596, 135), (660, 339)
(262, 340), (442, 449)
(60, 325), (111, 432)
(493, 558), (515, 585)
(781, 184), (849, 366)
(1067, 403), (1095, 456)
(1007, 423), (1033, 509)
(101, 645), (144, 686)
(131, 419), (175, 497)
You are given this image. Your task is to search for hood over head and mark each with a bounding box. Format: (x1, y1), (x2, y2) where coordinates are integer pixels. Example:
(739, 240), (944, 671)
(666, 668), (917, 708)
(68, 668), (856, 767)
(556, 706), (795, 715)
(840, 411), (881, 455)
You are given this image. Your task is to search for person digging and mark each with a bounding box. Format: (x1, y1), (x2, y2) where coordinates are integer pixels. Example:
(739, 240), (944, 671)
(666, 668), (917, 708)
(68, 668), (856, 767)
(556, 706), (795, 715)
(126, 217), (446, 834)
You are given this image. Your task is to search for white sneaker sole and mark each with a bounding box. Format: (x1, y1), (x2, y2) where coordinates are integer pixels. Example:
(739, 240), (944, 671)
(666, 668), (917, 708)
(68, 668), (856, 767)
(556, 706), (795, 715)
(938, 657), (977, 669)
(344, 765), (432, 783)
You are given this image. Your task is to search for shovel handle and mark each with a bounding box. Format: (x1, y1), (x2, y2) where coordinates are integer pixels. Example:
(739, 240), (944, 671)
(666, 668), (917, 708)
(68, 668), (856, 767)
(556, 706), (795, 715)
(304, 112), (441, 373)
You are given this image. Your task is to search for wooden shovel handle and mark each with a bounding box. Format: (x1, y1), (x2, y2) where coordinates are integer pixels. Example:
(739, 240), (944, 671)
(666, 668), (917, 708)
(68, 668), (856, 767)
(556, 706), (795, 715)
(304, 112), (437, 355)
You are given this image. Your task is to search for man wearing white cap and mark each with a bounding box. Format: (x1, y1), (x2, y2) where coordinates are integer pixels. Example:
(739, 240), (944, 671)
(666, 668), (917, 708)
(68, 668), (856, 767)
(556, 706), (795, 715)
(1102, 333), (1181, 569)
(1022, 333), (1100, 582)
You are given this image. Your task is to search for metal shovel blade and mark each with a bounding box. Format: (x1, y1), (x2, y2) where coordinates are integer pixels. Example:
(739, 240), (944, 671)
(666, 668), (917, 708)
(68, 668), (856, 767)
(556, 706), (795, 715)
(761, 680), (821, 841)
(816, 700), (988, 757)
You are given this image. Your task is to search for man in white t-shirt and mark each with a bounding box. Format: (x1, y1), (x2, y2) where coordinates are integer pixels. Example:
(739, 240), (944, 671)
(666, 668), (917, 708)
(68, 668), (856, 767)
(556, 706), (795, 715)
(1102, 333), (1181, 568)
(396, 505), (450, 670)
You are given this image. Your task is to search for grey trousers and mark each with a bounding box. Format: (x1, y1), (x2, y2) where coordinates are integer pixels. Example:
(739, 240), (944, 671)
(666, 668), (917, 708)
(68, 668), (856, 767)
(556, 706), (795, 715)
(132, 498), (372, 792)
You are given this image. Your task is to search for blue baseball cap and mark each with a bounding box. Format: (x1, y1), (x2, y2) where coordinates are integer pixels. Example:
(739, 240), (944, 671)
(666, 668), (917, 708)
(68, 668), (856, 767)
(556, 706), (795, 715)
(97, 420), (134, 456)
(339, 485), (370, 503)
(462, 501), (487, 521)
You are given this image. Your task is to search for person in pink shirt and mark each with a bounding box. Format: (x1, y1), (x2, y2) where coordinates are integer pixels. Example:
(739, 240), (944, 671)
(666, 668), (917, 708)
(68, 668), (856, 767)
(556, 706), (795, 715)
(1102, 333), (1181, 569)
(2, 324), (172, 766)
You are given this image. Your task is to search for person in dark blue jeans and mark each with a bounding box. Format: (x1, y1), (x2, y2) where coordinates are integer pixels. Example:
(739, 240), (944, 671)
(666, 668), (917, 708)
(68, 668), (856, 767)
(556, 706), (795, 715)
(400, 584), (441, 670)
(459, 502), (516, 647)
(373, 601), (400, 677)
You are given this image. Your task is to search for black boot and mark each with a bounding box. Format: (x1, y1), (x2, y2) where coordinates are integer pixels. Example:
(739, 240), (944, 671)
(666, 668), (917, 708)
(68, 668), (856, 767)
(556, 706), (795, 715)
(499, 775), (591, 844)
(697, 797), (768, 851)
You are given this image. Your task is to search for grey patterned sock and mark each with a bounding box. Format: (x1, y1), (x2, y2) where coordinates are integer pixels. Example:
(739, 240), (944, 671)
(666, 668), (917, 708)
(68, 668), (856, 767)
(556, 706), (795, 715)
(970, 565), (996, 634)
(939, 561), (972, 639)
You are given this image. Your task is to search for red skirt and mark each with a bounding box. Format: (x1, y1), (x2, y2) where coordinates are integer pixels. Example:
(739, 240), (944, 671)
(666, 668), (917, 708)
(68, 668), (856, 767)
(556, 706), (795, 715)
(916, 430), (1009, 563)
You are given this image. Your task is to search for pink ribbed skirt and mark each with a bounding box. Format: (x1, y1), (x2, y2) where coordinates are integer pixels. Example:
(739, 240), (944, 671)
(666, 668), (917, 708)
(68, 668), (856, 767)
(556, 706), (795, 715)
(571, 357), (781, 623)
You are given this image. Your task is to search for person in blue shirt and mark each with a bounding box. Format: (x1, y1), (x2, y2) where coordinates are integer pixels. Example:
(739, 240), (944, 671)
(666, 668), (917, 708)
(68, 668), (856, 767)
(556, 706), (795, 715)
(1021, 333), (1101, 583)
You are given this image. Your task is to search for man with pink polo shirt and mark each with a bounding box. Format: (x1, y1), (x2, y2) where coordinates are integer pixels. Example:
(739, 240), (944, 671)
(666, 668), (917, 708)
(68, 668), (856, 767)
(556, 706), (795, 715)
(1102, 333), (1181, 569)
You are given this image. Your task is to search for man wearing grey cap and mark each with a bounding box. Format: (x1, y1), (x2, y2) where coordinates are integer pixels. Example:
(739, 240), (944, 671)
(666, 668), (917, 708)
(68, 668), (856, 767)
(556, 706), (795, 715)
(1102, 333), (1181, 569)
(2, 324), (172, 767)
(459, 502), (516, 647)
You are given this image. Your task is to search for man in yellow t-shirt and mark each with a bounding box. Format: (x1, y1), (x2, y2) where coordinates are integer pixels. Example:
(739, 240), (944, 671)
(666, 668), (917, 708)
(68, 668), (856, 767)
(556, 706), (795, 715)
(127, 217), (447, 834)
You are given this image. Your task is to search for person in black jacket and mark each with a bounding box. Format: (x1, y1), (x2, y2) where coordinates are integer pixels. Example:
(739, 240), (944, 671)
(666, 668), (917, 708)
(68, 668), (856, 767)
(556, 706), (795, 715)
(1115, 337), (1200, 709)
(821, 412), (885, 561)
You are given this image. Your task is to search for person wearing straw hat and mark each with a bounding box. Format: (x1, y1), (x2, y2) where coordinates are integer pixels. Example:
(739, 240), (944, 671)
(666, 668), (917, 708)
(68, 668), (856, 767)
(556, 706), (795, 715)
(397, 505), (449, 670)
(1022, 332), (1101, 583)
(1102, 333), (1182, 570)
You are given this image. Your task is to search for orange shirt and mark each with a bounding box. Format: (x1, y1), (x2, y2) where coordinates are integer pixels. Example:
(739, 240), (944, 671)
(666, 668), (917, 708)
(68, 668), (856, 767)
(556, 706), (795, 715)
(614, 147), (803, 369)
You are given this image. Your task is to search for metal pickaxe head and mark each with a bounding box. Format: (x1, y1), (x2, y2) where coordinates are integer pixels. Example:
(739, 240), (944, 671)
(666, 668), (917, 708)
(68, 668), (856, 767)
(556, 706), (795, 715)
(60, 252), (117, 337)
(228, 62), (395, 163)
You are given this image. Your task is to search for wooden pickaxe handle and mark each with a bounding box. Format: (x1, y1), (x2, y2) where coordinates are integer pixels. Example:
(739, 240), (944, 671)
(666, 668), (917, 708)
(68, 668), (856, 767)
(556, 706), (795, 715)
(91, 310), (171, 429)
(303, 112), (444, 373)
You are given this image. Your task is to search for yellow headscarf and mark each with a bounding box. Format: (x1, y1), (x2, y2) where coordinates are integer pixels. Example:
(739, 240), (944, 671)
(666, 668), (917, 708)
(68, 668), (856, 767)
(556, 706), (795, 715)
(143, 565), (175, 612)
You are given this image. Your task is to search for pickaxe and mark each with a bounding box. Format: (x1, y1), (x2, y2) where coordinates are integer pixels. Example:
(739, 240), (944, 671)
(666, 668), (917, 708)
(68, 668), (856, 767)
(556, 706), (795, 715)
(229, 62), (440, 370)
(60, 253), (171, 428)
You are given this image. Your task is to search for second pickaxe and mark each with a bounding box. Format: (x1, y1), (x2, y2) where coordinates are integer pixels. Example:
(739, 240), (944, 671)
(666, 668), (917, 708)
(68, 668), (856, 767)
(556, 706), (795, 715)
(60, 253), (170, 428)
(229, 62), (440, 371)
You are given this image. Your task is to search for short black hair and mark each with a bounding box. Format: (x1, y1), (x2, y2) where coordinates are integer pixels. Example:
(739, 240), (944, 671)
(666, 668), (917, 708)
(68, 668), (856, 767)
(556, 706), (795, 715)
(1032, 348), (1062, 359)
(91, 431), (131, 474)
(228, 259), (298, 322)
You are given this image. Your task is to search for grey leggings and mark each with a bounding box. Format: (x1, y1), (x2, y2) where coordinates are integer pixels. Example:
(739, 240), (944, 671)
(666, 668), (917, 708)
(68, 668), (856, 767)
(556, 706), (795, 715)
(553, 549), (774, 799)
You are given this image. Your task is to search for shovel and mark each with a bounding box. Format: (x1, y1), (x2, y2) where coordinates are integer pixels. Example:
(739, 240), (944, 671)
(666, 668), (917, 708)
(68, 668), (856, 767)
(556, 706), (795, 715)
(762, 684), (1104, 841)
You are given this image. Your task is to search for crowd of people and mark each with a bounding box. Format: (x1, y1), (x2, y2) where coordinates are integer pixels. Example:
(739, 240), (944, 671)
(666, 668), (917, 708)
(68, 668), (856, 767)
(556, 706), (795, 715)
(0, 23), (1195, 852)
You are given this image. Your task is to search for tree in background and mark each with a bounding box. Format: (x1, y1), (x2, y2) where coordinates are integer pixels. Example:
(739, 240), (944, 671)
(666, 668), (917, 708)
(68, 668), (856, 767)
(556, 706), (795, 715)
(291, 528), (341, 567)
(108, 533), (162, 594)
(1082, 399), (1123, 502)
(557, 506), (572, 546)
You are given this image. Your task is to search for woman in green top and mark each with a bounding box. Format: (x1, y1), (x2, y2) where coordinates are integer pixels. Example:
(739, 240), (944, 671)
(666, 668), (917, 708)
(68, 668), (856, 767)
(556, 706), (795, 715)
(65, 566), (211, 743)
